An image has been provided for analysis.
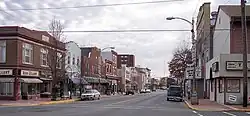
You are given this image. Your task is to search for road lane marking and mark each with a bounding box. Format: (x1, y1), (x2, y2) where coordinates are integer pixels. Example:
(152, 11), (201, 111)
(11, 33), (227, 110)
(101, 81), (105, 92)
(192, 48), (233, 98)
(223, 112), (237, 116)
(193, 111), (197, 113)
(246, 112), (250, 114)
(108, 94), (159, 105)
(192, 110), (203, 116)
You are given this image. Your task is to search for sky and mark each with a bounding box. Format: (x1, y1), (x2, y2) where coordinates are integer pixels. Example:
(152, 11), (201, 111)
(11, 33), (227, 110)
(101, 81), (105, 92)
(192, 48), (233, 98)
(0, 0), (241, 77)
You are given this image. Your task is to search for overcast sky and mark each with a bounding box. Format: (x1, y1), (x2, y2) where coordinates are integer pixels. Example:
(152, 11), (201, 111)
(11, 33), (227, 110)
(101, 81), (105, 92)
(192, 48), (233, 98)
(0, 0), (241, 77)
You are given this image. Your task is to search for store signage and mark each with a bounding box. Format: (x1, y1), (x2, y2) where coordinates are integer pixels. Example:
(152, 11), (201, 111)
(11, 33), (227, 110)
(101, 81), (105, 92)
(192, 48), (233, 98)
(21, 70), (39, 77)
(0, 69), (13, 75)
(229, 95), (237, 102)
(226, 61), (250, 70)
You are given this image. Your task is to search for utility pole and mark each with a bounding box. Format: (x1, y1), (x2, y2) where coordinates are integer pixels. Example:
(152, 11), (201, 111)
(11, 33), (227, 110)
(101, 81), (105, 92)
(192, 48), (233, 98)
(191, 17), (198, 105)
(241, 0), (248, 107)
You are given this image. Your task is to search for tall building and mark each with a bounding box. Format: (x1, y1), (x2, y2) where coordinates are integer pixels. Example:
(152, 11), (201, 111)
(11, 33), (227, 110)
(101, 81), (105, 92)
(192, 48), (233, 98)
(195, 2), (211, 99)
(117, 54), (135, 68)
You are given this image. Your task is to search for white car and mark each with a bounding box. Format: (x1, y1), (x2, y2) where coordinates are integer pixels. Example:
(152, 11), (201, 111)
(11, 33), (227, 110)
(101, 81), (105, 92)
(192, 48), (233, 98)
(81, 89), (101, 100)
(145, 89), (151, 93)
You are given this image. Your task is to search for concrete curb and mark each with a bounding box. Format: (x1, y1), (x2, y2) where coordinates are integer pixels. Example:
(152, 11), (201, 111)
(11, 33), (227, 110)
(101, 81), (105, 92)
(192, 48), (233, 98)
(0, 99), (80, 107)
(184, 100), (232, 111)
(222, 104), (250, 112)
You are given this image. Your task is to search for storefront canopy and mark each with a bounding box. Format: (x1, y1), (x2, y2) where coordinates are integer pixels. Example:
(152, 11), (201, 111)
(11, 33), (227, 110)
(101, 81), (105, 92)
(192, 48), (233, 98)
(20, 78), (43, 83)
(0, 78), (15, 82)
(70, 77), (88, 85)
(85, 77), (109, 84)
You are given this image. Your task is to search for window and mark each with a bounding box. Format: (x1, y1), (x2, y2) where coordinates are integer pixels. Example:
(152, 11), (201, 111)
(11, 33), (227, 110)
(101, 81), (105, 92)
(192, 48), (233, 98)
(219, 79), (224, 93)
(67, 52), (71, 64)
(72, 57), (75, 65)
(77, 57), (80, 66)
(211, 79), (214, 92)
(40, 48), (48, 66)
(56, 52), (62, 69)
(0, 82), (14, 96)
(22, 43), (33, 64)
(227, 79), (240, 93)
(0, 41), (6, 63)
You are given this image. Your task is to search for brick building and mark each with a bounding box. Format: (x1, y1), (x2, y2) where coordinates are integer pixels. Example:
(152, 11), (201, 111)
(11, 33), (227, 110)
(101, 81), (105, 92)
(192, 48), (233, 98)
(0, 26), (65, 100)
(117, 54), (135, 68)
(80, 47), (109, 94)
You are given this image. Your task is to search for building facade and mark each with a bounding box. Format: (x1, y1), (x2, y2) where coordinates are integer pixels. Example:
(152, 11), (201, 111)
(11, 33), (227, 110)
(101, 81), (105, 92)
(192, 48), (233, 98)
(206, 5), (250, 105)
(101, 50), (119, 93)
(65, 41), (81, 95)
(117, 64), (132, 93)
(80, 47), (109, 94)
(0, 26), (65, 100)
(117, 54), (135, 68)
(195, 2), (212, 99)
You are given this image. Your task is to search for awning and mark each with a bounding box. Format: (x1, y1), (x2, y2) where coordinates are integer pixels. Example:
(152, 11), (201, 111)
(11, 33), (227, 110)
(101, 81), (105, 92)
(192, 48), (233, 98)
(20, 78), (43, 83)
(85, 77), (109, 84)
(0, 78), (15, 82)
(39, 77), (52, 81)
(70, 78), (88, 85)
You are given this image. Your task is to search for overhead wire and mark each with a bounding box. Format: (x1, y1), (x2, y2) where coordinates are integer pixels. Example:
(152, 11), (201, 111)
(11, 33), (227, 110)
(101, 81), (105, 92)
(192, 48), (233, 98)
(0, 0), (183, 11)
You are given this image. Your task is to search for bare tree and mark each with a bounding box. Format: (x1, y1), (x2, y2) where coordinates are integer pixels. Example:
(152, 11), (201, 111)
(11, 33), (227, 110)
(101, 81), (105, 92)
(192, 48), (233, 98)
(47, 17), (66, 100)
(168, 40), (192, 84)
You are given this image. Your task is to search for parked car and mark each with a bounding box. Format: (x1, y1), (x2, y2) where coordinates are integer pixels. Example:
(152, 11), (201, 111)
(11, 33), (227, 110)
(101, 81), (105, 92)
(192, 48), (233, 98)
(81, 89), (101, 100)
(126, 90), (135, 95)
(167, 85), (183, 102)
(140, 89), (146, 93)
(145, 89), (151, 93)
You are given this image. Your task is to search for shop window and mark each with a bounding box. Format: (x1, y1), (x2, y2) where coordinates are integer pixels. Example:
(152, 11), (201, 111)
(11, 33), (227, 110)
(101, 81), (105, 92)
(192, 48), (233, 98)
(227, 79), (240, 93)
(0, 82), (14, 96)
(0, 40), (6, 63)
(219, 79), (224, 93)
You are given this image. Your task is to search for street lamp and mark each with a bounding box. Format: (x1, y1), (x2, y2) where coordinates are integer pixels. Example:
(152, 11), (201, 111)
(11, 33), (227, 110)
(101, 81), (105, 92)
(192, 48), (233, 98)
(166, 16), (198, 105)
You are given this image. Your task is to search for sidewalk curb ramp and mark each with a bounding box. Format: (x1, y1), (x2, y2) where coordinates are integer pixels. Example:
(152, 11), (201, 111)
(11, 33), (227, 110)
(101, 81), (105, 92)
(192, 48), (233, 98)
(184, 100), (233, 112)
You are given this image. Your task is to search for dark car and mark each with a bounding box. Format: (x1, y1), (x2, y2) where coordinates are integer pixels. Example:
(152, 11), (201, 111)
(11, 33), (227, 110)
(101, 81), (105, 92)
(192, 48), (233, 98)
(126, 90), (135, 95)
(167, 85), (183, 102)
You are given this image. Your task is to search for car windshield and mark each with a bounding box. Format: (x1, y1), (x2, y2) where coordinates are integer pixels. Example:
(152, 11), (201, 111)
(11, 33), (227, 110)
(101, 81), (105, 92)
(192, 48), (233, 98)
(169, 87), (181, 92)
(85, 90), (94, 93)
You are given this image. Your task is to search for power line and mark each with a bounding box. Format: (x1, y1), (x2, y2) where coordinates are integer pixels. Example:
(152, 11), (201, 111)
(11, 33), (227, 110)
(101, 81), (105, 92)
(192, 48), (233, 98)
(1, 0), (183, 11)
(45, 29), (230, 33)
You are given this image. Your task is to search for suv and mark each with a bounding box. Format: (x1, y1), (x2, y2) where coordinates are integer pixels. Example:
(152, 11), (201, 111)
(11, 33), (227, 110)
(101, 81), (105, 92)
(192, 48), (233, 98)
(167, 85), (183, 102)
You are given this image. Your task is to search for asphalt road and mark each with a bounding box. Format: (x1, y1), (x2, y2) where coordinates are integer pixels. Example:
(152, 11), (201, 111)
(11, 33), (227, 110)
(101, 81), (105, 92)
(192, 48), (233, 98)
(0, 91), (249, 116)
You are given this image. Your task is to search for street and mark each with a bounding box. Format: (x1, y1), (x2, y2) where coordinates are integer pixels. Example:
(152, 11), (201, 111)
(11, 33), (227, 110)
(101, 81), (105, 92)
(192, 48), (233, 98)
(0, 91), (248, 116)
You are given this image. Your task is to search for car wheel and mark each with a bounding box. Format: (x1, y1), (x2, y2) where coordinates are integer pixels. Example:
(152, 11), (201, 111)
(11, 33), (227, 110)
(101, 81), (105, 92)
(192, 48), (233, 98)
(98, 95), (100, 100)
(167, 98), (170, 101)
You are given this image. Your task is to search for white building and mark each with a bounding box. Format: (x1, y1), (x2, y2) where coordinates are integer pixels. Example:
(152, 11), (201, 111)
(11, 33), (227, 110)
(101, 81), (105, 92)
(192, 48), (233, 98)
(65, 41), (81, 83)
(205, 5), (250, 105)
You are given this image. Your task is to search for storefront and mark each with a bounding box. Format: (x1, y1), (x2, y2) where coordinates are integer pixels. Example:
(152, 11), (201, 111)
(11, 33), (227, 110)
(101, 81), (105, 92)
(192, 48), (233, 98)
(0, 69), (15, 100)
(206, 54), (250, 105)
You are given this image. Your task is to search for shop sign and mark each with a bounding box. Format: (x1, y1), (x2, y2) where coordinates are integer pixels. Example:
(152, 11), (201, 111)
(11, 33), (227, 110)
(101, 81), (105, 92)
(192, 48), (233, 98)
(226, 61), (250, 70)
(0, 69), (13, 75)
(229, 95), (237, 102)
(21, 70), (39, 77)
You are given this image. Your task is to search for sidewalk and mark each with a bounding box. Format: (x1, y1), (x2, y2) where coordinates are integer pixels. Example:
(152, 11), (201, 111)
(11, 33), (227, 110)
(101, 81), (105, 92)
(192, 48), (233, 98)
(223, 104), (250, 112)
(184, 99), (232, 111)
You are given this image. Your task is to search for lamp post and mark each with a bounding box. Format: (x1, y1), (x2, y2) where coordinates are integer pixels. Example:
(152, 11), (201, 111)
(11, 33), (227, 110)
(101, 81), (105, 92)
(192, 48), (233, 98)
(166, 17), (198, 105)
